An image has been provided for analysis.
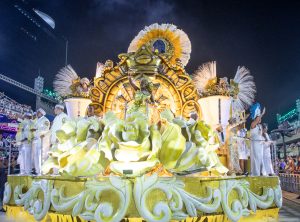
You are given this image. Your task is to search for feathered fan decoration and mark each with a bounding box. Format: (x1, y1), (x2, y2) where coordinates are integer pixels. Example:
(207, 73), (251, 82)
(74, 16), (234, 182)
(53, 65), (79, 97)
(193, 61), (217, 93)
(231, 66), (256, 110)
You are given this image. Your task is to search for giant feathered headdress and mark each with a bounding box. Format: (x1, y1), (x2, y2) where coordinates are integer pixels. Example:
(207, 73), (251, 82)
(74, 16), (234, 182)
(193, 61), (217, 93)
(128, 23), (192, 67)
(231, 66), (256, 110)
(53, 65), (79, 97)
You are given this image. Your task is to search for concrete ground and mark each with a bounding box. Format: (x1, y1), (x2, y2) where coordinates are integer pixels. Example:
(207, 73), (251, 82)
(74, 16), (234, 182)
(282, 190), (300, 205)
(279, 191), (300, 222)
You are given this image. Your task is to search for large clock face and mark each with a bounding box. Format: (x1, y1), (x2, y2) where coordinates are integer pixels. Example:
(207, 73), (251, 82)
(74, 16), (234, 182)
(104, 75), (182, 121)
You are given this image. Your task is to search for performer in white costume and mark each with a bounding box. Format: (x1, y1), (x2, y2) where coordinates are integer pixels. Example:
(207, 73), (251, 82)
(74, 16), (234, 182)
(227, 127), (242, 175)
(51, 104), (68, 145)
(250, 103), (266, 176)
(31, 108), (50, 175)
(262, 123), (275, 175)
(237, 127), (249, 175)
(16, 112), (33, 175)
(30, 111), (37, 170)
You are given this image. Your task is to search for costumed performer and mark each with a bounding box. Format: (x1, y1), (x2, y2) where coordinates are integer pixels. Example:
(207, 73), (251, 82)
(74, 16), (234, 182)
(32, 112), (37, 122)
(50, 104), (68, 145)
(237, 127), (249, 175)
(225, 118), (242, 175)
(76, 77), (91, 97)
(215, 124), (227, 157)
(250, 102), (266, 176)
(87, 105), (101, 118)
(31, 108), (50, 175)
(216, 124), (225, 146)
(262, 123), (275, 176)
(16, 112), (33, 175)
(30, 111), (37, 170)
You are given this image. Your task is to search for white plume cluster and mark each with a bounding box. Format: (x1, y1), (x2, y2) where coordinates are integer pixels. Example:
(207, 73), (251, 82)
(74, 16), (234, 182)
(128, 23), (192, 66)
(53, 65), (78, 97)
(193, 61), (256, 111)
(232, 66), (256, 110)
(95, 62), (105, 78)
(192, 61), (217, 92)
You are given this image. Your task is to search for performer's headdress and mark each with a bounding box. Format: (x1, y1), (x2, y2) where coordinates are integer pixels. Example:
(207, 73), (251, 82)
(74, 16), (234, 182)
(53, 65), (79, 97)
(193, 61), (217, 93)
(80, 77), (90, 85)
(128, 23), (191, 67)
(24, 112), (32, 117)
(231, 66), (256, 110)
(55, 104), (64, 110)
(37, 108), (46, 116)
(250, 102), (261, 120)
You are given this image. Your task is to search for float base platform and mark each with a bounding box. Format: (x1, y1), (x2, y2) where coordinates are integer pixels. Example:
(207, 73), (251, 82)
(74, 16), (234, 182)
(3, 174), (282, 222)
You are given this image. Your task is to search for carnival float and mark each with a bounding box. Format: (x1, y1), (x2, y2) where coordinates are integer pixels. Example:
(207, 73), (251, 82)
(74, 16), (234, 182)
(3, 24), (282, 222)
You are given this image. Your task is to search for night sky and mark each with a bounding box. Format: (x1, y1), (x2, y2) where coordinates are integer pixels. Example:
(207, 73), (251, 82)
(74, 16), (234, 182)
(1, 0), (300, 129)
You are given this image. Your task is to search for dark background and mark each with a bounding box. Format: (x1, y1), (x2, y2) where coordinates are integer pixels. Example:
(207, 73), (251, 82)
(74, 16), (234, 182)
(1, 0), (300, 129)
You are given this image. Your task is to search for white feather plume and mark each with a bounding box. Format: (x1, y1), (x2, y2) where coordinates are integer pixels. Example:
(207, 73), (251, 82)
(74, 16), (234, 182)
(193, 61), (217, 92)
(53, 65), (78, 97)
(232, 66), (256, 110)
(95, 62), (104, 78)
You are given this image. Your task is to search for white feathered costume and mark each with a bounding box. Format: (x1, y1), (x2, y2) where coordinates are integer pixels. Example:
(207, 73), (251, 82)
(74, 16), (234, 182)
(53, 65), (91, 98)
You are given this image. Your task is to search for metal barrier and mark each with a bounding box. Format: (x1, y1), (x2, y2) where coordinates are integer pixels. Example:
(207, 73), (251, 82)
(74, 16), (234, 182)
(279, 173), (300, 194)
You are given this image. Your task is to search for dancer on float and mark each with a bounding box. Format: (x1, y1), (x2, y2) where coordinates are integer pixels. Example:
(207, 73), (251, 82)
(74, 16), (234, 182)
(87, 105), (102, 119)
(226, 119), (242, 175)
(250, 102), (266, 176)
(16, 112), (33, 175)
(31, 108), (50, 175)
(50, 104), (68, 146)
(237, 127), (249, 175)
(262, 123), (275, 176)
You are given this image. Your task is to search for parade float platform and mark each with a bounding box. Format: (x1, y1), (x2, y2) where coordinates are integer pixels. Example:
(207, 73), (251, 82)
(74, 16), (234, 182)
(3, 174), (282, 222)
(6, 23), (282, 222)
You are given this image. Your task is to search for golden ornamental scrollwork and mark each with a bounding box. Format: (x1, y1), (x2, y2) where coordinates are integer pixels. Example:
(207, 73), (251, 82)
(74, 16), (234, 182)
(90, 44), (200, 120)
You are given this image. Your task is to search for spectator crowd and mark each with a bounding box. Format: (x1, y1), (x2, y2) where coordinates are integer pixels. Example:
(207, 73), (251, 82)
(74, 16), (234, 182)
(0, 92), (33, 120)
(0, 133), (19, 173)
(278, 156), (300, 174)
